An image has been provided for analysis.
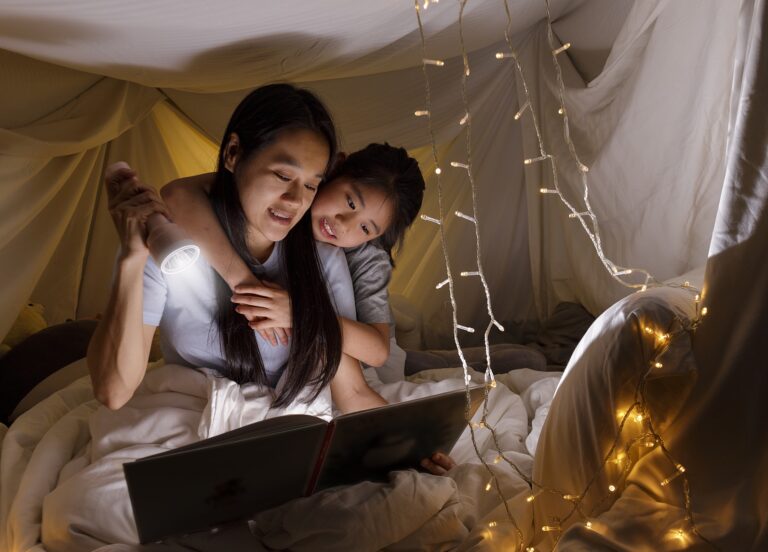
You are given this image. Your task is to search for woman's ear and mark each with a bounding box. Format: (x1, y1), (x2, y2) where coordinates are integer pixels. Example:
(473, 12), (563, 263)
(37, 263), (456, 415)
(223, 133), (240, 172)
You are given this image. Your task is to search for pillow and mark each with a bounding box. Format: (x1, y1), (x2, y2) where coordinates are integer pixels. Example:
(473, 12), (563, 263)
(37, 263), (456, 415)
(0, 319), (98, 424)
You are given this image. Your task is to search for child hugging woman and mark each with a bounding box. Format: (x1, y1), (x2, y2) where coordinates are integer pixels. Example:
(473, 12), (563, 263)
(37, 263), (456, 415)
(162, 140), (426, 386)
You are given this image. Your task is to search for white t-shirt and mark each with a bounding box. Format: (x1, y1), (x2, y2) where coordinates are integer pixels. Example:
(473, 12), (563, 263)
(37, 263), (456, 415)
(142, 241), (356, 386)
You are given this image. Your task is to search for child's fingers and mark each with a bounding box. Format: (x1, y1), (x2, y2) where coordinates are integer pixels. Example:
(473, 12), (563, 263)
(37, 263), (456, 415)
(233, 284), (274, 297)
(419, 457), (448, 476)
(273, 328), (290, 345)
(431, 452), (456, 470)
(231, 294), (272, 307)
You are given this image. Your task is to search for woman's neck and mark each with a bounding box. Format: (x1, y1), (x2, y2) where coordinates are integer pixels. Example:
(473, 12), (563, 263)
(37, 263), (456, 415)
(246, 228), (275, 264)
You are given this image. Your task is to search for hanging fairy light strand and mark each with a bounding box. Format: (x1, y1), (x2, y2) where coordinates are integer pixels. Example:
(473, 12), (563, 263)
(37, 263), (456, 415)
(413, 0), (524, 545)
(412, 0), (716, 549)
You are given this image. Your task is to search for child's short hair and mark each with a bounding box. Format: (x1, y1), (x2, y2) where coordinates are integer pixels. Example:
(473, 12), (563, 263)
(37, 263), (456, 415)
(330, 143), (425, 262)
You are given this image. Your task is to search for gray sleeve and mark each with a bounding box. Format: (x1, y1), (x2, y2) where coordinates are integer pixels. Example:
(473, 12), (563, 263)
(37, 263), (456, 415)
(345, 245), (393, 325)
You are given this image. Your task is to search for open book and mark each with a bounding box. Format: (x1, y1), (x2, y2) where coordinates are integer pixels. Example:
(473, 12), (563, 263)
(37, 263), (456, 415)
(124, 386), (485, 543)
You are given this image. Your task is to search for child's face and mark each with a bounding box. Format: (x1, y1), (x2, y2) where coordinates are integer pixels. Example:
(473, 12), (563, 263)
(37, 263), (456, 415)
(310, 177), (393, 248)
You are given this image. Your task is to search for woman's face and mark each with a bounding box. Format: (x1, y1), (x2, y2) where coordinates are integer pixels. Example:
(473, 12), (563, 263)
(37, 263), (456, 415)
(232, 129), (329, 256)
(310, 176), (394, 249)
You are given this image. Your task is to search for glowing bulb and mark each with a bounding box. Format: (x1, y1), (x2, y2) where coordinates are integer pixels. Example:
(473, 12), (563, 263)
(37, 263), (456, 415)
(608, 485), (616, 492)
(644, 326), (654, 334)
(525, 155), (549, 165)
(488, 521), (497, 527)
(420, 214), (441, 225)
(654, 362), (663, 368)
(540, 188), (558, 194)
(552, 42), (571, 55)
(435, 278), (450, 290)
(457, 324), (475, 334)
(493, 455), (502, 464)
(461, 271), (480, 277)
(435, 167), (442, 175)
(563, 494), (578, 501)
(635, 413), (644, 423)
(585, 521), (593, 530)
(459, 113), (469, 125)
(514, 102), (530, 120)
(542, 525), (560, 532)
(701, 307), (708, 316)
(615, 409), (627, 421)
(558, 107), (564, 115)
(450, 161), (469, 169)
(485, 481), (492, 491)
(640, 284), (648, 292)
(423, 58), (444, 66)
(414, 110), (430, 117)
(455, 211), (476, 223)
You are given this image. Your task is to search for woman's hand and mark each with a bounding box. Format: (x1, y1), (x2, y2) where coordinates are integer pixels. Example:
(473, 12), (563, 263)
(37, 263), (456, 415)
(420, 452), (456, 476)
(105, 163), (170, 260)
(231, 281), (292, 346)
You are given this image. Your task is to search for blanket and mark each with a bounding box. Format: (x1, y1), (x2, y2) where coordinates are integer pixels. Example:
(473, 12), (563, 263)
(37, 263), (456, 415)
(0, 360), (559, 552)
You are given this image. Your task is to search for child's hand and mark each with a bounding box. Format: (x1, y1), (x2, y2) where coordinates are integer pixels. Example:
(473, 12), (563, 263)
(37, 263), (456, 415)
(419, 452), (456, 476)
(231, 281), (292, 346)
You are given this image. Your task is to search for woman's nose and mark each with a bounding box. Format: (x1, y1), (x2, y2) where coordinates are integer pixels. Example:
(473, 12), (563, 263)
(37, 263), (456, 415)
(281, 182), (302, 206)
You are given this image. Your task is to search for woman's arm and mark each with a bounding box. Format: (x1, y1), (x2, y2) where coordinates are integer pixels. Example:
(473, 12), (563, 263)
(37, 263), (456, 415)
(338, 318), (390, 367)
(330, 353), (388, 413)
(88, 164), (165, 409)
(160, 174), (253, 290)
(87, 257), (156, 410)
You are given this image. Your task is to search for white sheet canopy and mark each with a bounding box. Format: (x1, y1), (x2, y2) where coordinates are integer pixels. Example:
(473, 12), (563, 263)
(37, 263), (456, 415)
(0, 0), (739, 346)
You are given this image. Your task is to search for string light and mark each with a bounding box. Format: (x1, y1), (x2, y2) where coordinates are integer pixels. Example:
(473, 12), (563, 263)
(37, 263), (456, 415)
(456, 324), (475, 333)
(422, 58), (445, 66)
(461, 271), (481, 277)
(524, 155), (550, 165)
(450, 161), (470, 169)
(455, 210), (477, 223)
(701, 307), (708, 316)
(654, 361), (663, 368)
(420, 214), (441, 225)
(539, 188), (558, 194)
(460, 113), (469, 125)
(585, 521), (593, 530)
(435, 278), (450, 289)
(435, 167), (442, 175)
(495, 51), (516, 59)
(415, 1), (713, 549)
(660, 464), (686, 487)
(552, 42), (571, 55)
(414, 110), (430, 117)
(514, 101), (530, 120)
(488, 521), (498, 527)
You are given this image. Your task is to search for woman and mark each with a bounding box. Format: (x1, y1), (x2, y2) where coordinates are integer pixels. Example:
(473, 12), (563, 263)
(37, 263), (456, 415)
(88, 83), (385, 413)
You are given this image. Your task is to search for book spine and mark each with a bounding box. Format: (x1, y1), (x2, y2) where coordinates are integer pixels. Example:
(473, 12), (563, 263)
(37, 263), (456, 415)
(305, 421), (336, 495)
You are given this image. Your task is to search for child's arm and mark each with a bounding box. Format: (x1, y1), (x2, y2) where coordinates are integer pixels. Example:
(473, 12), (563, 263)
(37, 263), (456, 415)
(161, 174), (253, 290)
(338, 318), (390, 368)
(330, 353), (388, 413)
(160, 175), (287, 346)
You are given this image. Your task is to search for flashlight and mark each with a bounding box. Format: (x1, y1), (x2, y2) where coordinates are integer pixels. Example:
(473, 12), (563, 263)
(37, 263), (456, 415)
(105, 162), (200, 274)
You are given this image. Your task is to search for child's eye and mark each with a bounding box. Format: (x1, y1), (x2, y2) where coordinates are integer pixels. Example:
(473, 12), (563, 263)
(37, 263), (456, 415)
(274, 172), (291, 182)
(361, 224), (370, 236)
(305, 184), (317, 192)
(347, 196), (356, 210)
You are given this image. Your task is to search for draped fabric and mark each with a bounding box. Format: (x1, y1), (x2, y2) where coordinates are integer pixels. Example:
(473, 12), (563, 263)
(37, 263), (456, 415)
(0, 0), (737, 351)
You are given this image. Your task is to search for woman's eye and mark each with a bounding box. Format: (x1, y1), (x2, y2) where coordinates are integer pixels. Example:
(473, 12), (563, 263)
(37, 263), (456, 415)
(274, 172), (291, 182)
(347, 196), (356, 210)
(361, 224), (370, 236)
(305, 184), (317, 192)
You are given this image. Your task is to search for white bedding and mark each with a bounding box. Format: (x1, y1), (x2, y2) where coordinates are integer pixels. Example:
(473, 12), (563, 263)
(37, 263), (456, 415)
(0, 360), (559, 552)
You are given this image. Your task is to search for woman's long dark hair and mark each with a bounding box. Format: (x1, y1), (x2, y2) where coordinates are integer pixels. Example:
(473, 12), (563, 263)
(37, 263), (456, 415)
(208, 83), (342, 407)
(329, 143), (425, 265)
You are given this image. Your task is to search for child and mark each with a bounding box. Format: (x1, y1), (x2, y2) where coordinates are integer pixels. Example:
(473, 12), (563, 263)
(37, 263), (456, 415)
(161, 143), (425, 384)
